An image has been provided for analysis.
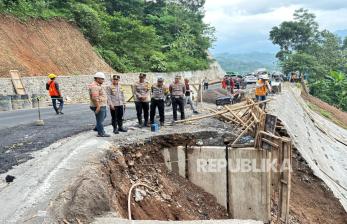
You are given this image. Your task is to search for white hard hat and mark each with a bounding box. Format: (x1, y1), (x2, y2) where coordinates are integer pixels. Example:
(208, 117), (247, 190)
(263, 74), (269, 80)
(94, 72), (106, 79)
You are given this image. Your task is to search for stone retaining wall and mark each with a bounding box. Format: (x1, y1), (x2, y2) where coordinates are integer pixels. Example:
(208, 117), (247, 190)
(0, 64), (225, 106)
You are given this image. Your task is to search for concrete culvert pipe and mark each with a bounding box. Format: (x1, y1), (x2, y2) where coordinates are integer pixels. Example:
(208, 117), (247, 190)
(0, 95), (12, 111)
(11, 95), (23, 110)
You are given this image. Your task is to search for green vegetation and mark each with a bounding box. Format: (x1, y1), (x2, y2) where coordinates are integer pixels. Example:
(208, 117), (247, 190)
(214, 52), (279, 74)
(270, 8), (347, 111)
(0, 0), (215, 73)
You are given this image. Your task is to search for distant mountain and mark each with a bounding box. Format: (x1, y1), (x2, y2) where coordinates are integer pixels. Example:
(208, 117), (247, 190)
(335, 30), (347, 39)
(213, 52), (279, 74)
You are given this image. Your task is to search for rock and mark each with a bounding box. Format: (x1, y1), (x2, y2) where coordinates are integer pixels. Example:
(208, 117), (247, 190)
(134, 188), (147, 202)
(196, 139), (203, 146)
(35, 119), (44, 126)
(5, 175), (15, 183)
(128, 160), (135, 166)
(161, 193), (172, 201)
(135, 152), (142, 158)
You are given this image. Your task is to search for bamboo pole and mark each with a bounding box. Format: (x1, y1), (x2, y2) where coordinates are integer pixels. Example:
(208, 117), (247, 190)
(232, 120), (256, 145)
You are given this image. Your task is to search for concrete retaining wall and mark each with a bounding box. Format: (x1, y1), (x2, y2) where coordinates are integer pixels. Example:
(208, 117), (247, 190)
(228, 147), (271, 222)
(187, 146), (227, 208)
(163, 146), (273, 223)
(0, 64), (225, 105)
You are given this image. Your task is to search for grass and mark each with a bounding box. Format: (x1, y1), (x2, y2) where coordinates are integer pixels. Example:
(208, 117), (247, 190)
(307, 102), (347, 129)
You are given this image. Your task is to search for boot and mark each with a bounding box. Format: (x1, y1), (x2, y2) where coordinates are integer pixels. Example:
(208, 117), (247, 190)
(138, 119), (143, 128)
(118, 126), (128, 132)
(113, 124), (119, 134)
(160, 122), (164, 126)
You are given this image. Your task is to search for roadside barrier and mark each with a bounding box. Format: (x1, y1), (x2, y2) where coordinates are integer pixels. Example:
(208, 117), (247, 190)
(0, 95), (12, 111)
(11, 95), (22, 110)
(0, 95), (54, 112)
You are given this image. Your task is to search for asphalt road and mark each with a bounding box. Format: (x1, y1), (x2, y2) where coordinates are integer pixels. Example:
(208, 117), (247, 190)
(0, 104), (137, 173)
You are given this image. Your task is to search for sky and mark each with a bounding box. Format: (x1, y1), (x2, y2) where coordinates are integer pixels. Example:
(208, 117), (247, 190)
(204, 0), (347, 54)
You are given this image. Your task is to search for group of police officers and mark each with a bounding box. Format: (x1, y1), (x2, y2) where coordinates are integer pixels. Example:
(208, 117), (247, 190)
(87, 72), (199, 137)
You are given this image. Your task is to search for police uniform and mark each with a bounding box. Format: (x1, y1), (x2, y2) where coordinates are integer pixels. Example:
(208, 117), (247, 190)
(134, 73), (150, 126)
(150, 80), (167, 125)
(106, 75), (127, 133)
(170, 76), (186, 121)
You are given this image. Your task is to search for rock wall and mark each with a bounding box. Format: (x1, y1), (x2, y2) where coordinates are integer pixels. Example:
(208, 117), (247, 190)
(0, 63), (225, 105)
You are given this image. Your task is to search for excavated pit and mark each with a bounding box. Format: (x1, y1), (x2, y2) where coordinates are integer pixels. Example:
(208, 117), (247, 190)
(53, 131), (233, 223)
(50, 125), (347, 224)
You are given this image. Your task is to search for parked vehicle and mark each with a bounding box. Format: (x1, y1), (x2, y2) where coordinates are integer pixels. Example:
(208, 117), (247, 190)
(243, 74), (257, 84)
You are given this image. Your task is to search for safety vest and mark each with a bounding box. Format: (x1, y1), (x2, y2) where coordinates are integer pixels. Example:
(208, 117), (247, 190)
(255, 80), (268, 96)
(48, 81), (59, 97)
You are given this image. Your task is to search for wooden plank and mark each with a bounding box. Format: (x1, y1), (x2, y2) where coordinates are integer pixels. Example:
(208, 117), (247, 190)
(265, 114), (278, 134)
(10, 70), (26, 95)
(278, 140), (292, 223)
(225, 105), (247, 127)
(232, 120), (256, 145)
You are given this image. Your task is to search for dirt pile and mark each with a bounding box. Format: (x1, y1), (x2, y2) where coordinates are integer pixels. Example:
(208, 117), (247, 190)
(289, 148), (347, 224)
(0, 15), (113, 77)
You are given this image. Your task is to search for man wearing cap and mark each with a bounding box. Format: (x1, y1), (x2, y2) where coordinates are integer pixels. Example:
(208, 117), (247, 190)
(184, 78), (199, 114)
(133, 73), (150, 127)
(106, 75), (127, 134)
(169, 75), (186, 121)
(88, 72), (110, 137)
(46, 73), (64, 115)
(150, 77), (167, 126)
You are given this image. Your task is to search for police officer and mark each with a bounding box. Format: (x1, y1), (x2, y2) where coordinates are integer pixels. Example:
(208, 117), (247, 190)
(134, 73), (150, 127)
(170, 75), (186, 121)
(106, 75), (127, 134)
(150, 77), (167, 126)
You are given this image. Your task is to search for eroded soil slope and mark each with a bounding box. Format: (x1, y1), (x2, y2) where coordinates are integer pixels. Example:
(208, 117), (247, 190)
(0, 15), (113, 77)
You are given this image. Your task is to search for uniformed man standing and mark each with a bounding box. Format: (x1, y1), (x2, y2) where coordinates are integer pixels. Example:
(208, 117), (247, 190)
(134, 73), (150, 127)
(169, 75), (186, 121)
(150, 77), (167, 126)
(88, 72), (110, 137)
(106, 75), (127, 134)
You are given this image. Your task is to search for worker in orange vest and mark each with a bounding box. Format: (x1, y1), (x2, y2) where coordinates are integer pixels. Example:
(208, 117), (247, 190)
(46, 73), (64, 114)
(255, 74), (272, 109)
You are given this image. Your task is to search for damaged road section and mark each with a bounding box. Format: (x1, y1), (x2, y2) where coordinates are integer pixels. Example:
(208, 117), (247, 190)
(0, 117), (234, 224)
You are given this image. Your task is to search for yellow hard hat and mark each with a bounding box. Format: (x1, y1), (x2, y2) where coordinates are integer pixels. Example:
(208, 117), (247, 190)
(48, 73), (57, 79)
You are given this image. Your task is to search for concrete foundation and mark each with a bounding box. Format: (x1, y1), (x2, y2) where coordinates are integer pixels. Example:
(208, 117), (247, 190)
(228, 147), (271, 223)
(187, 146), (227, 208)
(163, 145), (277, 223)
(93, 218), (262, 224)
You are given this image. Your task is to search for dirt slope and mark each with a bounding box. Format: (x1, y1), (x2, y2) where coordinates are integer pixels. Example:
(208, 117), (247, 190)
(0, 15), (113, 77)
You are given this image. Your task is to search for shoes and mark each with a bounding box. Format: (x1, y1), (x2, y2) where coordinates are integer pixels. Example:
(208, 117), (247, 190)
(193, 111), (199, 114)
(118, 127), (128, 132)
(113, 130), (119, 134)
(97, 133), (111, 137)
(93, 128), (98, 132)
(160, 122), (164, 126)
(59, 112), (64, 115)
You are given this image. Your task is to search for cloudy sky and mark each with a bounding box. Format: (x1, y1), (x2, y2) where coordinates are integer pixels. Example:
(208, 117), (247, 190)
(204, 0), (347, 54)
